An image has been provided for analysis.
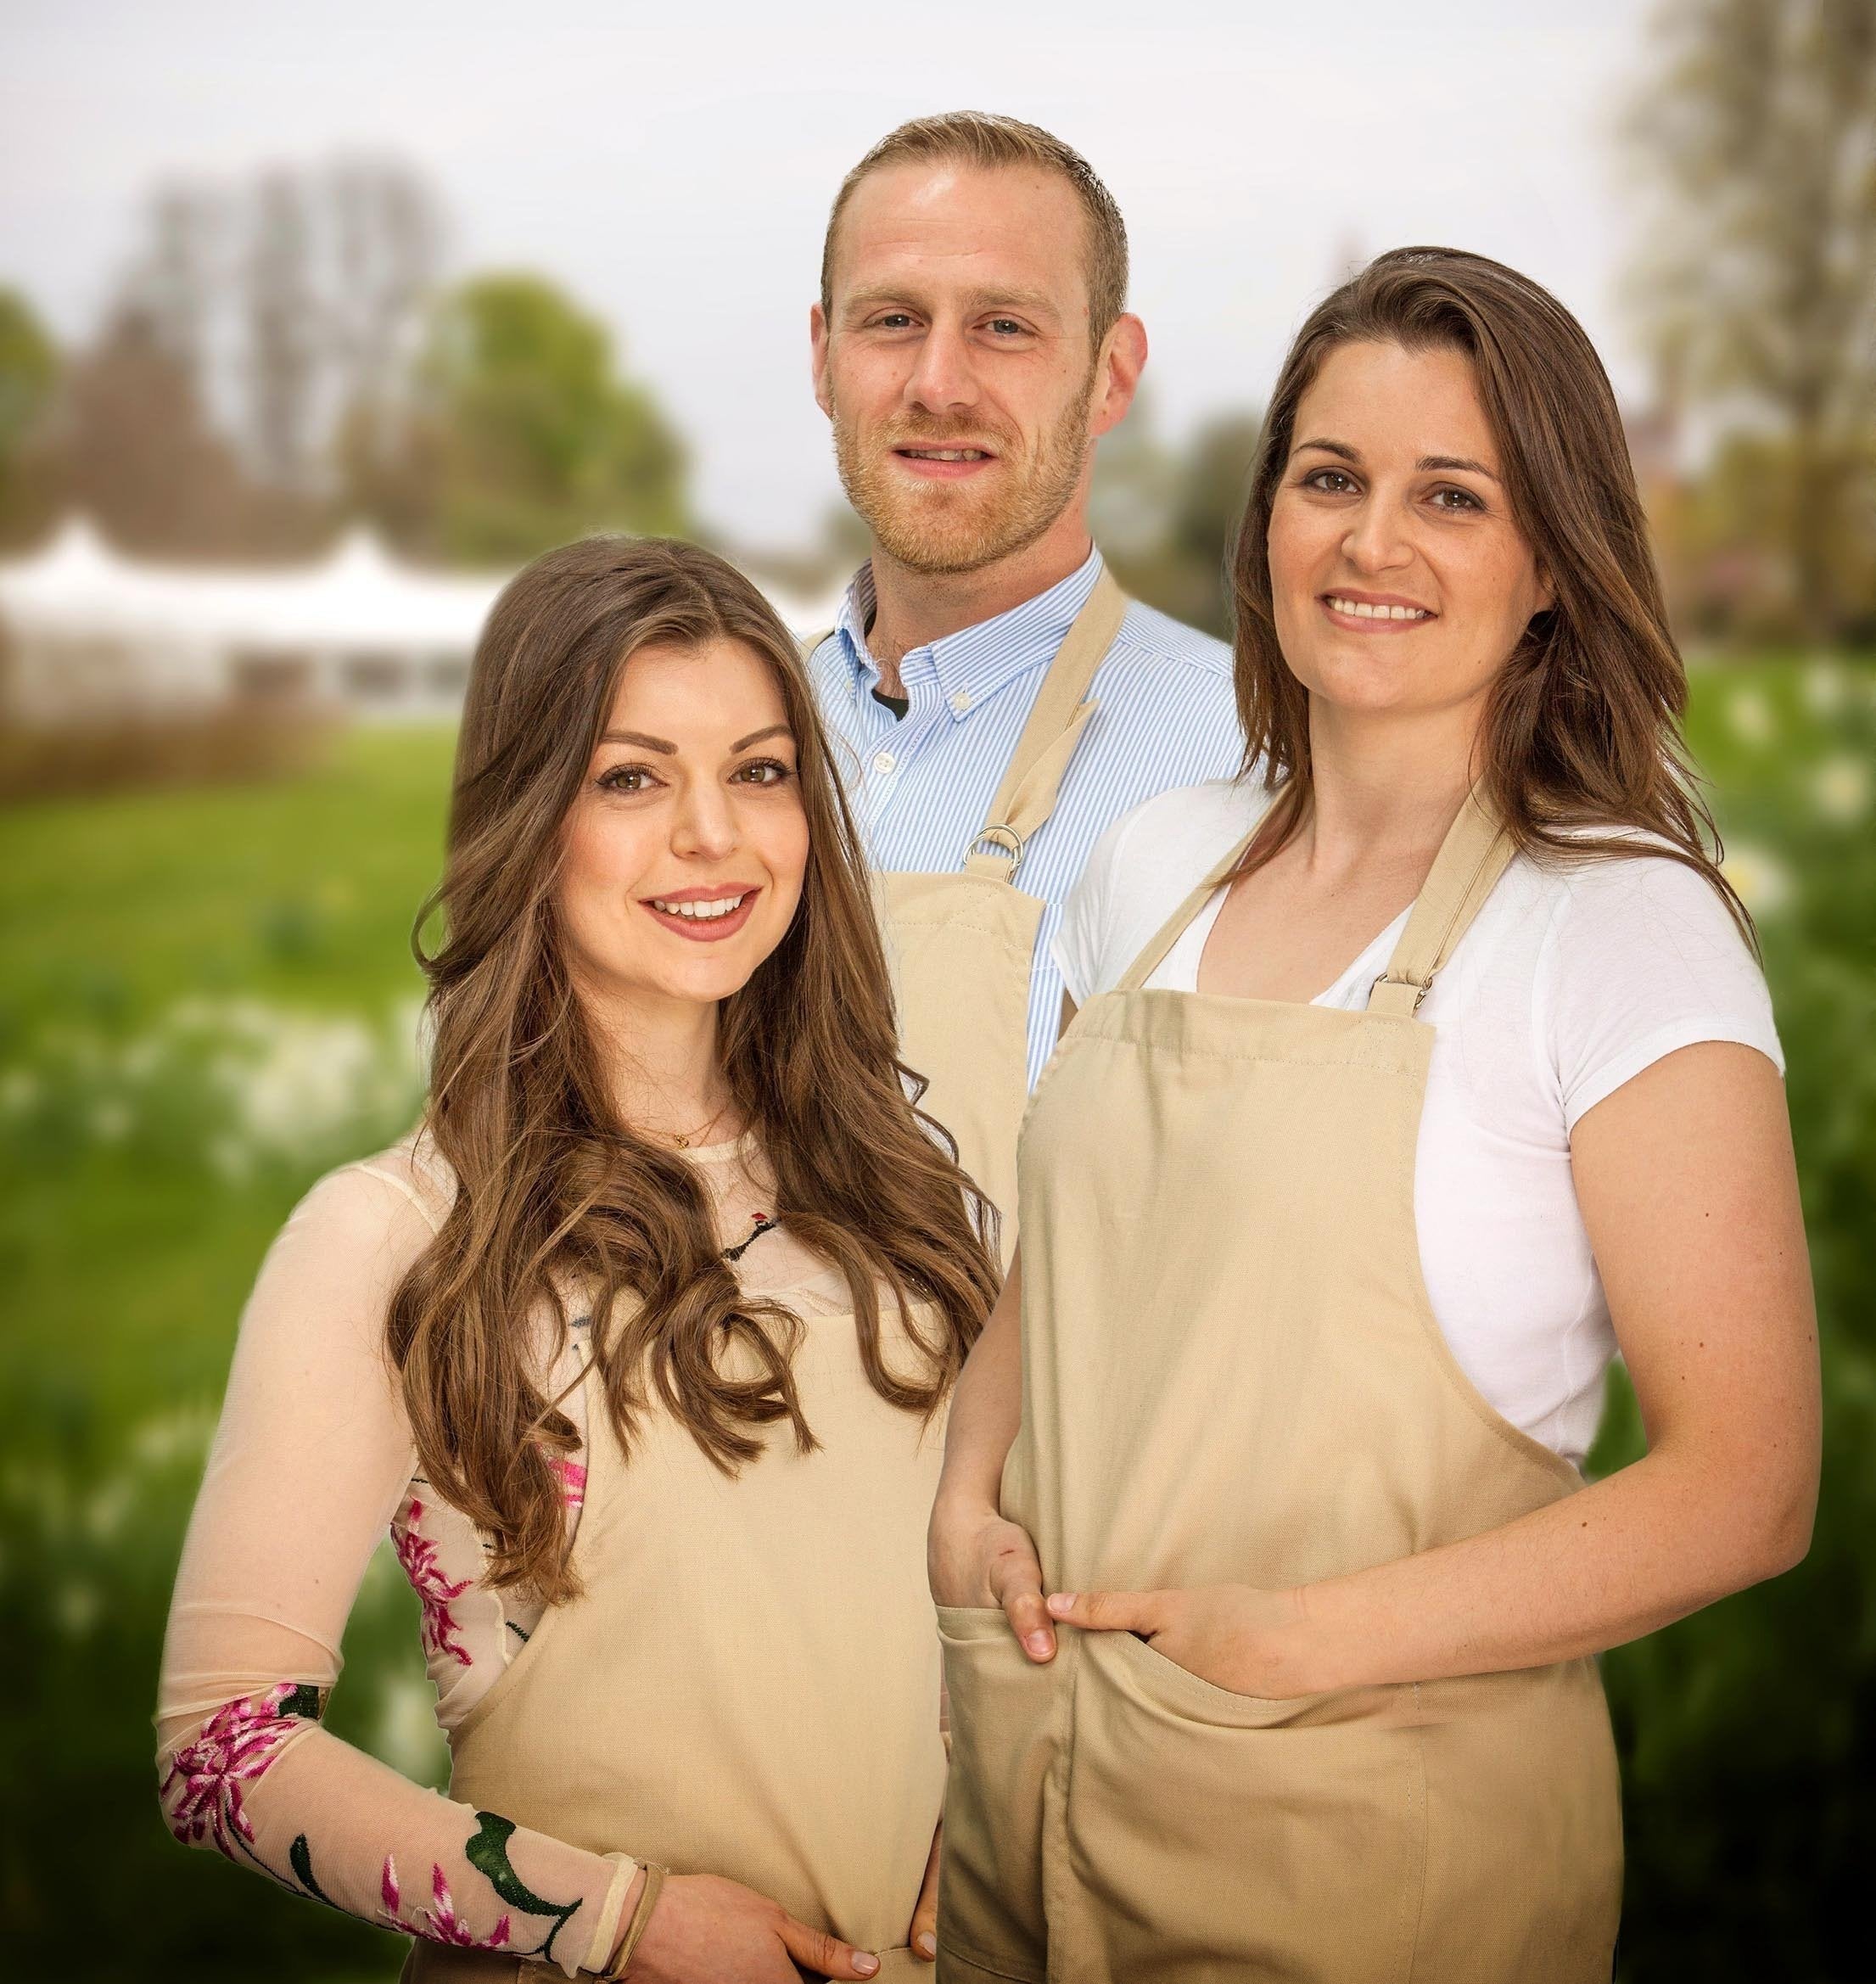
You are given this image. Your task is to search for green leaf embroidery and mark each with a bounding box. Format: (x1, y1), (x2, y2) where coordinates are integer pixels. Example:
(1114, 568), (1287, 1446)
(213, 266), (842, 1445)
(464, 1811), (582, 1959)
(288, 1832), (333, 1905)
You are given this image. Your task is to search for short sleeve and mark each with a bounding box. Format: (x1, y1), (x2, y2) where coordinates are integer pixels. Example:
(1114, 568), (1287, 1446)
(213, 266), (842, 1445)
(1537, 851), (1784, 1134)
(1053, 809), (1128, 1006)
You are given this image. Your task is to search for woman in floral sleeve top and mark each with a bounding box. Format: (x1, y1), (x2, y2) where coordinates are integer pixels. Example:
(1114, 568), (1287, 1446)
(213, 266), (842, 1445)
(157, 537), (998, 1978)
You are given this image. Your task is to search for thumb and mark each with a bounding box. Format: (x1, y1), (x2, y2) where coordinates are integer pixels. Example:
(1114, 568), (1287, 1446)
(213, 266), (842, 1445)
(1045, 1587), (1160, 1634)
(776, 1910), (882, 1980)
(909, 1821), (941, 1960)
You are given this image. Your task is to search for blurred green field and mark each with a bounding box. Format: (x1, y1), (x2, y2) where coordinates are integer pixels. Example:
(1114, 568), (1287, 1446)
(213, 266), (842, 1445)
(3, 665), (1872, 1980)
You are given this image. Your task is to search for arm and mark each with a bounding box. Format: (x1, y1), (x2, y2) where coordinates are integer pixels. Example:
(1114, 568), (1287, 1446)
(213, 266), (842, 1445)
(1050, 1042), (1822, 1692)
(927, 1244), (1059, 1662)
(157, 1164), (636, 1974)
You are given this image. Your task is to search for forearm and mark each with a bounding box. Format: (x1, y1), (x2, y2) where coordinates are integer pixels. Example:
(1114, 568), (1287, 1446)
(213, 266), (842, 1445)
(159, 1693), (635, 1974)
(1297, 1443), (1812, 1691)
(934, 1251), (1023, 1516)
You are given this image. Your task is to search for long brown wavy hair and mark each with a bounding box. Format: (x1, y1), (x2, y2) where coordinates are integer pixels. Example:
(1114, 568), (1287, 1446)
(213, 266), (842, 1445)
(388, 535), (999, 1604)
(1228, 245), (1749, 933)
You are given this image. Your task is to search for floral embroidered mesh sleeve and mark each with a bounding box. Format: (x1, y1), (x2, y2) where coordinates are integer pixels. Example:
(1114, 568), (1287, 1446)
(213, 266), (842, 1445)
(155, 1157), (636, 1976)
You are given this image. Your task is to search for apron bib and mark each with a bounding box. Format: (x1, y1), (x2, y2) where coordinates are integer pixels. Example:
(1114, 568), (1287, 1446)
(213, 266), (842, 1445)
(938, 792), (1623, 1984)
(405, 1296), (950, 1984)
(815, 572), (1128, 1259)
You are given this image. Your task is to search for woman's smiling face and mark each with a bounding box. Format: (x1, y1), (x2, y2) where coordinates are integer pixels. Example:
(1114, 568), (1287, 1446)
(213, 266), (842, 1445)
(555, 636), (809, 1023)
(1267, 339), (1554, 728)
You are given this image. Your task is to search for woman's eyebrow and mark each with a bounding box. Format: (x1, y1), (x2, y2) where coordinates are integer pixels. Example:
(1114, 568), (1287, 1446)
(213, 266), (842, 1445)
(601, 725), (792, 754)
(1419, 453), (1500, 482)
(1293, 437), (1501, 484)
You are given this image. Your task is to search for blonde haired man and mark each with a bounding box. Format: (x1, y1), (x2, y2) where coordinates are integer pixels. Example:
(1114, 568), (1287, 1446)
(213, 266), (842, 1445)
(807, 112), (1241, 1236)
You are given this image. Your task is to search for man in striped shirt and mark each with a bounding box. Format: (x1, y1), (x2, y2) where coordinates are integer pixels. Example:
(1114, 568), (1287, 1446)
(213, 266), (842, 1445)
(806, 113), (1244, 1090)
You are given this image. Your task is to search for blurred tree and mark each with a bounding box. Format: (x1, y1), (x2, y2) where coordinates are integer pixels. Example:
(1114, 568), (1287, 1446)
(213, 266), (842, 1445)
(55, 305), (262, 557)
(0, 288), (59, 546)
(1625, 0), (1876, 637)
(1099, 401), (1262, 641)
(380, 273), (691, 564)
(245, 171), (321, 496)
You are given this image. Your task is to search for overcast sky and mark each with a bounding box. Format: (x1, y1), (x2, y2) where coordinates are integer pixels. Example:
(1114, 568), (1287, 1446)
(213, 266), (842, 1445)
(0, 0), (1660, 552)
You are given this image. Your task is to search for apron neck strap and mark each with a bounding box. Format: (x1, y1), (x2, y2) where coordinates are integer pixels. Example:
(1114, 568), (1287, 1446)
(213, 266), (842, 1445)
(963, 566), (1129, 882)
(1114, 821), (1260, 994)
(1366, 788), (1514, 1017)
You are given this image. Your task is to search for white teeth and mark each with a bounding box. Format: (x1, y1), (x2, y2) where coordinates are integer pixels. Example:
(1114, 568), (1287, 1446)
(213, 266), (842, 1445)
(652, 894), (748, 920)
(903, 448), (986, 461)
(1328, 597), (1431, 621)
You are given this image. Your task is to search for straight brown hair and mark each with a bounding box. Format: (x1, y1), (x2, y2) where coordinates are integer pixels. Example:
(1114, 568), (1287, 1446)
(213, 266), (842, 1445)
(388, 535), (999, 1605)
(1229, 245), (1750, 937)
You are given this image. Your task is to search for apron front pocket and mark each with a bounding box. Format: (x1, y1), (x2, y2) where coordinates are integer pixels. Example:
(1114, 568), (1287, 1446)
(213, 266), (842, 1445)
(1065, 1629), (1425, 1984)
(935, 1606), (1054, 1982)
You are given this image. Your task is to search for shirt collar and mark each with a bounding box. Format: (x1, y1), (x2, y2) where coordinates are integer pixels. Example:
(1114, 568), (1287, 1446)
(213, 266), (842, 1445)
(832, 545), (1106, 721)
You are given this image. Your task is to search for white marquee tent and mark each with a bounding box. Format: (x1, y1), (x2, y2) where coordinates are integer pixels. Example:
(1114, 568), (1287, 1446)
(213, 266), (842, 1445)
(0, 519), (848, 725)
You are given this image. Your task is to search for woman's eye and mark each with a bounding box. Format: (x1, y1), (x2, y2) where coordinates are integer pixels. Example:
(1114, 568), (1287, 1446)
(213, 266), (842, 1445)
(1431, 485), (1484, 512)
(734, 758), (793, 787)
(596, 764), (658, 794)
(1303, 468), (1357, 494)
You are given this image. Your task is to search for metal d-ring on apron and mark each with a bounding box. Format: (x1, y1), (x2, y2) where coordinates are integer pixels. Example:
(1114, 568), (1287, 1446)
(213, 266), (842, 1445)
(810, 570), (1129, 1261)
(935, 789), (1624, 1984)
(402, 1291), (951, 1984)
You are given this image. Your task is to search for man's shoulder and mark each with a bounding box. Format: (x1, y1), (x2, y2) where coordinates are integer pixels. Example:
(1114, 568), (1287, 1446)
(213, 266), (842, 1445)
(1106, 597), (1234, 680)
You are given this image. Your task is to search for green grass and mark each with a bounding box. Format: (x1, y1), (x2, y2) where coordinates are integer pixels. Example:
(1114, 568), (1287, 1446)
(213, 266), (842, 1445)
(0, 726), (455, 1051)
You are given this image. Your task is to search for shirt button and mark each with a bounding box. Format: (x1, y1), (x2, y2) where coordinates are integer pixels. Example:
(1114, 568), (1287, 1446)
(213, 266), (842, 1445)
(949, 688), (972, 715)
(872, 749), (896, 775)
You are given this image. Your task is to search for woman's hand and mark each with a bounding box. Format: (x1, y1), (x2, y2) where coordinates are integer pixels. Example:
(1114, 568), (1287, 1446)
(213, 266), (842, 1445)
(928, 1494), (1057, 1662)
(1044, 1584), (1316, 1699)
(624, 1870), (883, 1981)
(907, 1820), (940, 1961)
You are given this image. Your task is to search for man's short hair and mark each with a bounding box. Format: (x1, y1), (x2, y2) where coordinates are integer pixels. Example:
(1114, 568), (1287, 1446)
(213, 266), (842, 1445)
(820, 111), (1129, 343)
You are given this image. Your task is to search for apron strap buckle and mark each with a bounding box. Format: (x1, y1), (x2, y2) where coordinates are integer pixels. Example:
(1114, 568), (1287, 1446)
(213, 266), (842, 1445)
(1369, 969), (1432, 1016)
(966, 823), (1027, 878)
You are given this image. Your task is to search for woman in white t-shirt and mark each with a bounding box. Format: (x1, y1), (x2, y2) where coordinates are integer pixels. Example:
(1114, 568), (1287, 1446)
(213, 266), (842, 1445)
(926, 248), (1819, 1981)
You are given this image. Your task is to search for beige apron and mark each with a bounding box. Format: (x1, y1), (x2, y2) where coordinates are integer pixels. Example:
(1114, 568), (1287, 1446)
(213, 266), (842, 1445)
(816, 571), (1128, 1258)
(937, 792), (1623, 1984)
(405, 1293), (950, 1983)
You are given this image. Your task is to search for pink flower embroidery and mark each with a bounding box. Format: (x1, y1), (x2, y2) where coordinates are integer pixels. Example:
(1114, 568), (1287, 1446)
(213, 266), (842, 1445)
(380, 1853), (512, 1950)
(160, 1682), (311, 1863)
(549, 1458), (586, 1510)
(394, 1499), (473, 1667)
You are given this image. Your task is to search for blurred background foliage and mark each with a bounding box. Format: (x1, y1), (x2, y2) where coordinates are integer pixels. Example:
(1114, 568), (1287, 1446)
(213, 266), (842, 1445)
(1, 0), (1871, 1976)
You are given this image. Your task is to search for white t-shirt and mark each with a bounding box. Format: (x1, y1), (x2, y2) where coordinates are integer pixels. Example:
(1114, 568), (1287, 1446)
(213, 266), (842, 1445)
(1051, 780), (1784, 1467)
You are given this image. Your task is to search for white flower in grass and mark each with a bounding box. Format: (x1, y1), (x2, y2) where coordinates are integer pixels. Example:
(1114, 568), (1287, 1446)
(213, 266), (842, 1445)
(0, 1068), (40, 1116)
(89, 1098), (132, 1143)
(1721, 842), (1794, 916)
(1725, 686), (1776, 746)
(1801, 658), (1848, 717)
(375, 1670), (450, 1782)
(1812, 754), (1872, 827)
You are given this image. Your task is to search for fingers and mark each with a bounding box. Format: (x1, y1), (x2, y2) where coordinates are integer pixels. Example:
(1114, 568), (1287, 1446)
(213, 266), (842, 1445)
(909, 1823), (941, 1962)
(988, 1537), (1056, 1663)
(1046, 1588), (1158, 1634)
(776, 1909), (881, 1978)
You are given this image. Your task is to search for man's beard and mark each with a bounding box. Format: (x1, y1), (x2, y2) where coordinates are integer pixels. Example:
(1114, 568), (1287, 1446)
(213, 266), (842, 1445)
(832, 369), (1095, 578)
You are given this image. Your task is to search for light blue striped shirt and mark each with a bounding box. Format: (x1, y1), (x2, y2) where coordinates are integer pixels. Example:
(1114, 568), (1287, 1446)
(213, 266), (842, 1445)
(806, 546), (1245, 1086)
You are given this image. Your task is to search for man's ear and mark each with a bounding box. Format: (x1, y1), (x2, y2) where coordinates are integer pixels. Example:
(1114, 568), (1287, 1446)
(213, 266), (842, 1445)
(1089, 312), (1148, 440)
(809, 301), (833, 421)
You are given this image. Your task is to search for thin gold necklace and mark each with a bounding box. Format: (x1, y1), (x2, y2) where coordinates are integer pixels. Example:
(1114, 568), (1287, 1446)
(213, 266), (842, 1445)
(666, 1097), (734, 1150)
